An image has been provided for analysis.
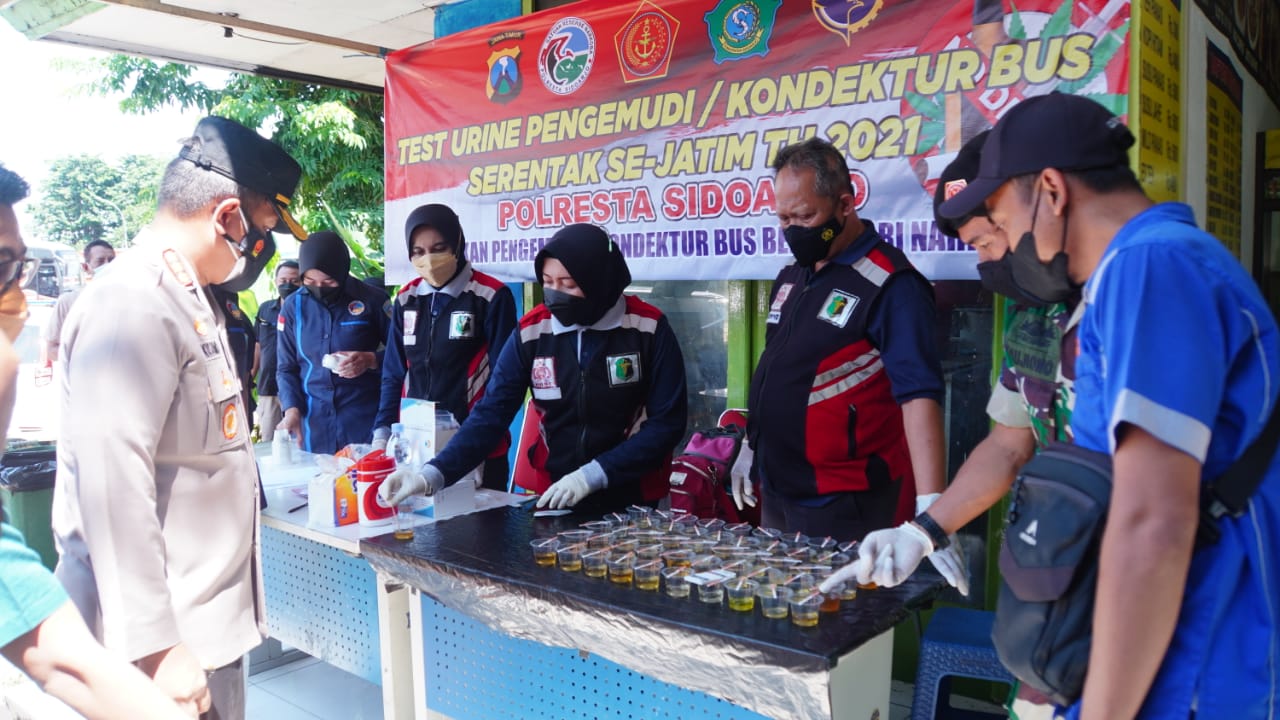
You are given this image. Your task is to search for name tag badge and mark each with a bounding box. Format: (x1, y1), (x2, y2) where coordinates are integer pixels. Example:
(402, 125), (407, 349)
(606, 352), (642, 387)
(403, 334), (417, 346)
(403, 310), (418, 331)
(531, 356), (560, 399)
(449, 311), (475, 339)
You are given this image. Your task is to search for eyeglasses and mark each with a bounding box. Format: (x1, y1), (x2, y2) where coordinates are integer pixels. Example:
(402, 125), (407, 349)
(0, 252), (36, 294)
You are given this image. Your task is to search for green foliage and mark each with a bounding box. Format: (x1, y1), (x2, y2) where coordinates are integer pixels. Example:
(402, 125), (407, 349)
(28, 153), (164, 247)
(80, 56), (386, 253)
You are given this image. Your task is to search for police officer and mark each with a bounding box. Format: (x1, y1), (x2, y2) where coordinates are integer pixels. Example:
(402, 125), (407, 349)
(381, 223), (687, 516)
(51, 116), (304, 720)
(277, 231), (390, 454)
(372, 204), (517, 490)
(211, 285), (258, 418)
(253, 260), (299, 442)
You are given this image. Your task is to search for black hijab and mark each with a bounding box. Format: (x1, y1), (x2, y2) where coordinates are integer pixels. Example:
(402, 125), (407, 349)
(404, 204), (465, 260)
(299, 230), (351, 288)
(534, 224), (631, 326)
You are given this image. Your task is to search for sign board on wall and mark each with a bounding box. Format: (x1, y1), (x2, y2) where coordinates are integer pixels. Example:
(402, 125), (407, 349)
(1130, 0), (1182, 202)
(1191, 0), (1279, 109)
(1205, 40), (1243, 255)
(385, 0), (1132, 282)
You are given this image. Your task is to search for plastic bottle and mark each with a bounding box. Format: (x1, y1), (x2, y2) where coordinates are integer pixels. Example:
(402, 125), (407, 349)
(272, 431), (294, 466)
(387, 422), (416, 541)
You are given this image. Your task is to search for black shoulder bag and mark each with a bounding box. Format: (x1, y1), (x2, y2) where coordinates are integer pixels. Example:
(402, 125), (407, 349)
(992, 405), (1280, 706)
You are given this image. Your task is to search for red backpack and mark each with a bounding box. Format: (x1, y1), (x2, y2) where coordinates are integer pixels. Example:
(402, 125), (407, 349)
(668, 410), (760, 525)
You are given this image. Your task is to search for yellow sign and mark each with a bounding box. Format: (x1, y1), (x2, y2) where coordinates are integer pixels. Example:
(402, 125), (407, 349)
(1130, 0), (1182, 202)
(1204, 40), (1242, 256)
(1266, 129), (1280, 170)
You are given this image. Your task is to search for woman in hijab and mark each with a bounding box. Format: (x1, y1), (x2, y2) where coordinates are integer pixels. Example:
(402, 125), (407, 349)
(380, 223), (688, 516)
(276, 230), (392, 453)
(373, 204), (517, 490)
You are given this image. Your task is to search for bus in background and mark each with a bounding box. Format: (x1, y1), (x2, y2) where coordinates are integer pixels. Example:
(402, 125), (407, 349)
(22, 242), (85, 300)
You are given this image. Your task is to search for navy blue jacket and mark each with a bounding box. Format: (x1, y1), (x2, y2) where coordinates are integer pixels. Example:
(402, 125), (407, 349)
(277, 279), (391, 453)
(255, 297), (282, 396)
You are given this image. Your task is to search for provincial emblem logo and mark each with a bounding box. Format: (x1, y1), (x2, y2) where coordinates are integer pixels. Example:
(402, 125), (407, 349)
(704, 0), (780, 63)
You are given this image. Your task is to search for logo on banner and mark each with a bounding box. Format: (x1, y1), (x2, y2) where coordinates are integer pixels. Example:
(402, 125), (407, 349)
(818, 290), (859, 328)
(607, 353), (642, 386)
(704, 0), (780, 62)
(812, 0), (884, 45)
(486, 30), (524, 103)
(538, 17), (596, 95)
(615, 1), (679, 83)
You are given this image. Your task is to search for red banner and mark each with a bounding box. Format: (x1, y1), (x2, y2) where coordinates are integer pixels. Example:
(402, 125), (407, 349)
(385, 0), (1130, 282)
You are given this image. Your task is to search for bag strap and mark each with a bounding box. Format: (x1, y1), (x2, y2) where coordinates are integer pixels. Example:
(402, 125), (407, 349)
(1198, 397), (1280, 545)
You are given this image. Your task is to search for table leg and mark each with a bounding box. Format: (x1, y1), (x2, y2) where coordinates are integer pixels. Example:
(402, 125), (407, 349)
(408, 587), (429, 720)
(376, 572), (415, 720)
(829, 628), (893, 720)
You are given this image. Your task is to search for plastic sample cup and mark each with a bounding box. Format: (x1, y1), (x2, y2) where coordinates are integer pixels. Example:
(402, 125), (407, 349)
(661, 549), (693, 568)
(634, 560), (663, 591)
(557, 529), (593, 545)
(608, 552), (636, 585)
(636, 543), (664, 562)
(530, 538), (559, 567)
(393, 501), (416, 541)
(790, 591), (823, 627)
(626, 505), (653, 529)
(662, 566), (691, 598)
(556, 543), (584, 572)
(697, 581), (725, 605)
(580, 520), (613, 534)
(757, 585), (793, 619)
(726, 578), (758, 612)
(582, 549), (610, 579)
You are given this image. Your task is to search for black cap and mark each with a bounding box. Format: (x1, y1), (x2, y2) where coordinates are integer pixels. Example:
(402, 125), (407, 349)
(933, 130), (989, 238)
(178, 116), (305, 239)
(299, 230), (351, 288)
(938, 93), (1135, 220)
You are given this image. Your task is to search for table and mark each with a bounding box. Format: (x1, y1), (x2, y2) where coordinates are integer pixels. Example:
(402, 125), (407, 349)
(256, 451), (526, 720)
(361, 505), (944, 720)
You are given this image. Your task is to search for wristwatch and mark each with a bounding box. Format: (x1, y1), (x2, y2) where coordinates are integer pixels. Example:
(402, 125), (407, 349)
(912, 510), (951, 550)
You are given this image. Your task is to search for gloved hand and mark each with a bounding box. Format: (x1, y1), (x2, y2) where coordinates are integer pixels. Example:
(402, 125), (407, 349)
(371, 426), (390, 452)
(536, 462), (607, 509)
(840, 522), (934, 590)
(729, 442), (756, 511)
(916, 493), (970, 596)
(379, 463), (445, 506)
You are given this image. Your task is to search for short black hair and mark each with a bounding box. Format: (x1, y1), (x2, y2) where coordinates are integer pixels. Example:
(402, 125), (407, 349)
(1012, 163), (1142, 199)
(83, 239), (114, 261)
(0, 164), (30, 207)
(771, 138), (854, 200)
(275, 260), (299, 278)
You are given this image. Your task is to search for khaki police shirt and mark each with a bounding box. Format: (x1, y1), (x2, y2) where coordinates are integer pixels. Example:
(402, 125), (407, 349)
(51, 233), (264, 669)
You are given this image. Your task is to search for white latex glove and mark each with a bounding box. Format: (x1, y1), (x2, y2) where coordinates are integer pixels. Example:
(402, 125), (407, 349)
(729, 441), (756, 511)
(379, 463), (445, 506)
(916, 493), (970, 596)
(845, 522), (934, 590)
(371, 437), (388, 452)
(536, 462), (607, 509)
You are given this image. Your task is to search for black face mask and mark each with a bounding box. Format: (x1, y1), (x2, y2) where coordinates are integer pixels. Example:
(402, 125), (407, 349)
(217, 216), (276, 293)
(1007, 187), (1075, 305)
(783, 213), (844, 266)
(977, 254), (1053, 306)
(278, 283), (299, 300)
(543, 288), (602, 327)
(307, 285), (342, 304)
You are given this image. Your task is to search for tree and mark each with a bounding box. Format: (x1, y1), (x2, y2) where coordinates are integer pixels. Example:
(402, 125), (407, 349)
(82, 56), (386, 269)
(28, 153), (165, 248)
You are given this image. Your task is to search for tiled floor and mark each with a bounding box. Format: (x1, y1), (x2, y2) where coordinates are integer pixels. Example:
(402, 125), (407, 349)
(248, 655), (382, 720)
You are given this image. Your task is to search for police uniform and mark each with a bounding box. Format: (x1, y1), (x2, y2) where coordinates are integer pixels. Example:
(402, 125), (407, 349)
(375, 266), (517, 489)
(52, 238), (265, 672)
(748, 221), (943, 540)
(277, 278), (391, 454)
(254, 295), (283, 440)
(213, 286), (257, 416)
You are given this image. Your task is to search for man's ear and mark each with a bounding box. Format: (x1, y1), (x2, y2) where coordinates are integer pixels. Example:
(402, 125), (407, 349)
(1040, 169), (1071, 217)
(212, 197), (243, 238)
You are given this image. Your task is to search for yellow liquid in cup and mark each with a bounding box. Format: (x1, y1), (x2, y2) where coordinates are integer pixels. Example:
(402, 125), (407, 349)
(533, 551), (556, 567)
(394, 528), (415, 541)
(609, 569), (634, 584)
(791, 609), (820, 627)
(728, 596), (755, 612)
(635, 576), (660, 591)
(584, 564), (608, 578)
(559, 558), (582, 572)
(840, 587), (858, 601)
(761, 604), (788, 619)
(858, 582), (878, 590)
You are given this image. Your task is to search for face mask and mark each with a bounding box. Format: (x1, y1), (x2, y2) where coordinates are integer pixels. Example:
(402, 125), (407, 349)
(543, 288), (600, 327)
(977, 254), (1053, 306)
(1008, 187), (1075, 305)
(783, 212), (844, 266)
(218, 209), (275, 292)
(278, 283), (299, 300)
(307, 284), (342, 304)
(0, 282), (27, 342)
(412, 252), (458, 288)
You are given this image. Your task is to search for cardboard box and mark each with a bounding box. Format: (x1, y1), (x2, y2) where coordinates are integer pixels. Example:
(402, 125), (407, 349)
(399, 398), (475, 519)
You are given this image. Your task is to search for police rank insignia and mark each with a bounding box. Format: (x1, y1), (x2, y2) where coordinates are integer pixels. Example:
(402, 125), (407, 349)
(704, 0), (780, 63)
(222, 403), (239, 440)
(615, 1), (679, 83)
(449, 311), (475, 339)
(818, 290), (859, 328)
(487, 30), (524, 103)
(607, 353), (642, 387)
